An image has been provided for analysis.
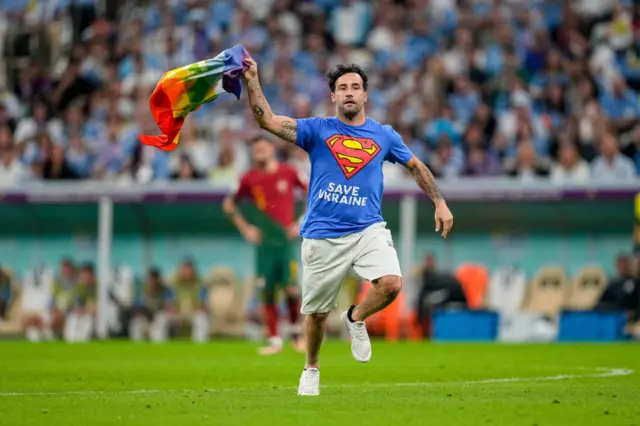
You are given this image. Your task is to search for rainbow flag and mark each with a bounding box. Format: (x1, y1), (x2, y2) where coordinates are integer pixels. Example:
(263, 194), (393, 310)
(139, 44), (250, 151)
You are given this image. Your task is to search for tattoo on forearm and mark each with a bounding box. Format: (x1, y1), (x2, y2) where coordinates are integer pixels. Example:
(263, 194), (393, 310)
(409, 160), (443, 203)
(276, 120), (297, 143)
(252, 105), (264, 117)
(247, 79), (273, 124)
(246, 77), (297, 143)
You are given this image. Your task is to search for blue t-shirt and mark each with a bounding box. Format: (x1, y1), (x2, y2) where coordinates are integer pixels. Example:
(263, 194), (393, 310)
(296, 117), (414, 239)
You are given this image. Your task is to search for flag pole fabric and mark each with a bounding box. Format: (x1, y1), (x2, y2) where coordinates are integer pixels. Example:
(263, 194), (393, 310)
(139, 44), (251, 151)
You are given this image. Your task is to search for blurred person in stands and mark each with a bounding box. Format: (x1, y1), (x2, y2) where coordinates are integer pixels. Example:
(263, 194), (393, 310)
(209, 143), (241, 186)
(599, 74), (640, 134)
(596, 254), (639, 322)
(415, 254), (467, 337)
(505, 140), (550, 182)
(591, 130), (637, 180)
(161, 259), (210, 343)
(550, 141), (591, 182)
(62, 262), (97, 343)
(49, 258), (79, 340)
(427, 135), (464, 179)
(171, 154), (205, 180)
(0, 267), (13, 321)
(129, 268), (171, 342)
(93, 117), (126, 180)
(66, 134), (94, 178)
(12, 98), (63, 146)
(463, 124), (502, 176)
(223, 135), (307, 355)
(0, 127), (27, 187)
(42, 145), (79, 180)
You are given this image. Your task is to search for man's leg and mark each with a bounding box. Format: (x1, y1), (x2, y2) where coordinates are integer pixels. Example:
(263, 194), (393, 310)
(342, 222), (403, 362)
(283, 254), (303, 351)
(350, 276), (402, 322)
(257, 248), (283, 355)
(258, 282), (282, 355)
(298, 237), (352, 396)
(303, 311), (329, 368)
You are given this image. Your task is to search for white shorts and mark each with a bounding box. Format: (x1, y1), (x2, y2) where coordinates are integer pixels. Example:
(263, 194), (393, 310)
(300, 222), (402, 314)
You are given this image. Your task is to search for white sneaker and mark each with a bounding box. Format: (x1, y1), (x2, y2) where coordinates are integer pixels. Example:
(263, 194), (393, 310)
(341, 309), (372, 362)
(297, 368), (320, 396)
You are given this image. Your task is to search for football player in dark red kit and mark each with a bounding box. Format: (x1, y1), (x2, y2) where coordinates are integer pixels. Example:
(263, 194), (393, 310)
(223, 135), (307, 355)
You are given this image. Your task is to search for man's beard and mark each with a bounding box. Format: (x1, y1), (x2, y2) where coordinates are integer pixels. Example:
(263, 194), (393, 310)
(340, 103), (362, 120)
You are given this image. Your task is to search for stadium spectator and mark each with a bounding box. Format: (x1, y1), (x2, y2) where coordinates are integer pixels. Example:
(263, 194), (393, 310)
(427, 135), (463, 179)
(62, 262), (97, 343)
(164, 259), (210, 342)
(129, 267), (171, 342)
(0, 267), (12, 320)
(0, 0), (637, 184)
(591, 130), (637, 180)
(550, 141), (591, 183)
(50, 258), (79, 340)
(0, 134), (26, 186)
(596, 254), (640, 322)
(506, 140), (550, 182)
(415, 254), (467, 338)
(42, 145), (79, 180)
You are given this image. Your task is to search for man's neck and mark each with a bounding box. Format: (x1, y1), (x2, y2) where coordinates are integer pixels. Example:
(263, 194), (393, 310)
(257, 160), (279, 173)
(337, 112), (367, 126)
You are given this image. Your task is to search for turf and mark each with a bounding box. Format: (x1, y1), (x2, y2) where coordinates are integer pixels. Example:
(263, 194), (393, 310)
(0, 340), (638, 426)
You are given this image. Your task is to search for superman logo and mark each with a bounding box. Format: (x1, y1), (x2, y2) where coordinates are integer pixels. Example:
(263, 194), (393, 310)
(324, 135), (381, 179)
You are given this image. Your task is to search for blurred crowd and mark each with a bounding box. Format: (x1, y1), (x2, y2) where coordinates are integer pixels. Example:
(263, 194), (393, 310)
(1, 252), (638, 342)
(0, 0), (640, 187)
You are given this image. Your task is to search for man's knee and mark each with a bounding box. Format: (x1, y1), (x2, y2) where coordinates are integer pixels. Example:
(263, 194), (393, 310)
(262, 289), (276, 305)
(375, 275), (403, 297)
(306, 311), (330, 324)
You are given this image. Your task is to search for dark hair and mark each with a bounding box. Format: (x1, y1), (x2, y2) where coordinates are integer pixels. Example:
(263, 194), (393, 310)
(327, 64), (368, 93)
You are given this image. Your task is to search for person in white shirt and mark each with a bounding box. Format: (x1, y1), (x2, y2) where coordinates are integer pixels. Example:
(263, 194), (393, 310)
(591, 131), (637, 181)
(550, 142), (591, 183)
(0, 146), (26, 187)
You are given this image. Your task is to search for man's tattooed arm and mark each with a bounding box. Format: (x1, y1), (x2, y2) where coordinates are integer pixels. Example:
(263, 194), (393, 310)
(246, 78), (297, 144)
(404, 156), (444, 203)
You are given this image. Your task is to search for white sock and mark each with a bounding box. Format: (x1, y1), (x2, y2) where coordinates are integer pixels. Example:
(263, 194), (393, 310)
(64, 313), (81, 343)
(268, 336), (283, 347)
(192, 312), (210, 343)
(77, 315), (94, 342)
(26, 327), (41, 342)
(150, 312), (169, 343)
(129, 316), (148, 342)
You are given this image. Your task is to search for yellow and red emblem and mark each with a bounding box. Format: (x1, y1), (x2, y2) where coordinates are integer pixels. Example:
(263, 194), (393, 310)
(324, 135), (381, 179)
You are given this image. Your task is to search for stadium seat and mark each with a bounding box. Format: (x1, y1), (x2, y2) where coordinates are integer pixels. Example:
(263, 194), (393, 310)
(455, 263), (489, 309)
(558, 311), (627, 341)
(563, 265), (607, 310)
(432, 310), (499, 341)
(207, 267), (244, 337)
(486, 265), (527, 314)
(521, 266), (569, 316)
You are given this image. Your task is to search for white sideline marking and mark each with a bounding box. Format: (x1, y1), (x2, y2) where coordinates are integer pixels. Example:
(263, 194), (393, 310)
(0, 367), (632, 397)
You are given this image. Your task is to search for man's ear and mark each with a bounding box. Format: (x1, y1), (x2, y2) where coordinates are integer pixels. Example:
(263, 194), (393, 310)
(330, 92), (336, 103)
(364, 92), (368, 103)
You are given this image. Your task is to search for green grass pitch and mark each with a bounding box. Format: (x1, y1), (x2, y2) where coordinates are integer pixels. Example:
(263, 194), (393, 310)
(0, 340), (639, 426)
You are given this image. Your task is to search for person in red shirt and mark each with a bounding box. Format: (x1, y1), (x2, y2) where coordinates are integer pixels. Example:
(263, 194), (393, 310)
(223, 135), (307, 355)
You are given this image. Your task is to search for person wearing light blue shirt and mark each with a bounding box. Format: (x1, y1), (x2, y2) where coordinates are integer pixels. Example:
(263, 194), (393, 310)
(592, 131), (637, 181)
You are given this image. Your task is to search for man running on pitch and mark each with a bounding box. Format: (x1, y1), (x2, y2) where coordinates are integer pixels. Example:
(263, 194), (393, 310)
(241, 58), (454, 396)
(223, 135), (307, 355)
